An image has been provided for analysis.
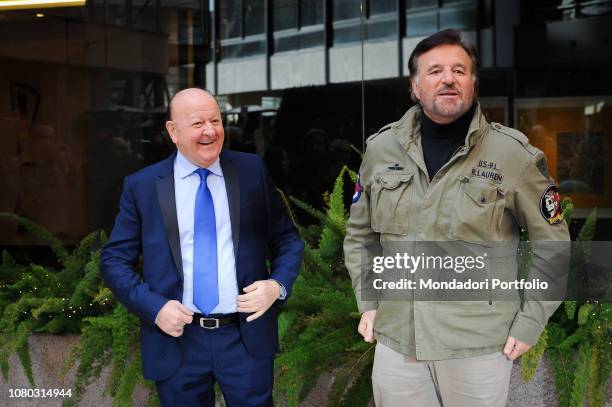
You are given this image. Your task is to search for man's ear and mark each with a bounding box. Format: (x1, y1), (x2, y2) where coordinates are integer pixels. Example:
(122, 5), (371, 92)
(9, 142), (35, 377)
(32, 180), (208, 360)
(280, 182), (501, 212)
(410, 78), (420, 101)
(165, 121), (177, 143)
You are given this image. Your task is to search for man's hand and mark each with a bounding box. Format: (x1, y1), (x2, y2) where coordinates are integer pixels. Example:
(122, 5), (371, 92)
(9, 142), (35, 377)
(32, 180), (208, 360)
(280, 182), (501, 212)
(155, 300), (194, 337)
(237, 280), (281, 322)
(503, 336), (532, 361)
(358, 310), (377, 343)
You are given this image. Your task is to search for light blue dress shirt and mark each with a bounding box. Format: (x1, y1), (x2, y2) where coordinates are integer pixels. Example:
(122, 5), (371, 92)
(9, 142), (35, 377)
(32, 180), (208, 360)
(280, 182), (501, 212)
(174, 151), (238, 314)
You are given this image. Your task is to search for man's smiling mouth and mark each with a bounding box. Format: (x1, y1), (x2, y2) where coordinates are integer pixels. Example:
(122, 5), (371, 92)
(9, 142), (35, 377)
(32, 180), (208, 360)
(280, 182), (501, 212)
(198, 140), (214, 145)
(437, 91), (459, 96)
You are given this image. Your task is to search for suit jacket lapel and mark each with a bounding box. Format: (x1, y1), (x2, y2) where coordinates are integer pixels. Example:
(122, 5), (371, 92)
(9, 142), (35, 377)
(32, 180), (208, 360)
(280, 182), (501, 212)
(220, 153), (240, 256)
(156, 154), (184, 282)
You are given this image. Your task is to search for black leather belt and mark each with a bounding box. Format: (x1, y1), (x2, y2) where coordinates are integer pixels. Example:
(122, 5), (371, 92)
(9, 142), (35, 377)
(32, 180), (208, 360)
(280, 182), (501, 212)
(192, 313), (238, 329)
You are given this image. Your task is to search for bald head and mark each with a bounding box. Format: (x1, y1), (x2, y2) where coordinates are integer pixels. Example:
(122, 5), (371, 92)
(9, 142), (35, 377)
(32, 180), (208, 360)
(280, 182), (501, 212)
(165, 87), (225, 168)
(168, 88), (220, 121)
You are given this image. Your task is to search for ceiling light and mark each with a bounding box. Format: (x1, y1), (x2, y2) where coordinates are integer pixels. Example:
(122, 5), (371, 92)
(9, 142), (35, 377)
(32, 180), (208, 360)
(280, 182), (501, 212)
(0, 0), (86, 11)
(36, 12), (44, 17)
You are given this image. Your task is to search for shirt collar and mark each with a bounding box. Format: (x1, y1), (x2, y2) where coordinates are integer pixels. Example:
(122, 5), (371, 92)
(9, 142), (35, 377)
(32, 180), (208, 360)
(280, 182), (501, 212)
(175, 150), (223, 179)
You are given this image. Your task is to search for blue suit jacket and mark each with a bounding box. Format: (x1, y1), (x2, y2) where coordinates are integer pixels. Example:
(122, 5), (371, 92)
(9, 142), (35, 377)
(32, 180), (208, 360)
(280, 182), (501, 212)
(100, 150), (304, 381)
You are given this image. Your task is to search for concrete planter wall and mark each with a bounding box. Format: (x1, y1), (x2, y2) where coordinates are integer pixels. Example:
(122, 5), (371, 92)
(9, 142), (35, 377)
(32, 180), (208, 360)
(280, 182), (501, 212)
(0, 334), (151, 407)
(1, 334), (560, 406)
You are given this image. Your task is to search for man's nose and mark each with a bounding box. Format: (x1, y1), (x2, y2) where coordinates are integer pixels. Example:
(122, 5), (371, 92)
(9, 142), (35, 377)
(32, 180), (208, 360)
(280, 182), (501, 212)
(202, 124), (215, 136)
(441, 69), (454, 84)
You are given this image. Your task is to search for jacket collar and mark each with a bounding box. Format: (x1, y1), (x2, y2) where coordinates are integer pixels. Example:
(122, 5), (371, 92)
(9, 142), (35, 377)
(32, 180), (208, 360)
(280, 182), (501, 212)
(155, 151), (177, 179)
(393, 102), (488, 151)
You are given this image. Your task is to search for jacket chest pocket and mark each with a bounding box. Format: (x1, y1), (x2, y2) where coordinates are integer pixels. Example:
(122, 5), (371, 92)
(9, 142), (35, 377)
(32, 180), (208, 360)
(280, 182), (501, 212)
(450, 177), (506, 242)
(370, 172), (414, 235)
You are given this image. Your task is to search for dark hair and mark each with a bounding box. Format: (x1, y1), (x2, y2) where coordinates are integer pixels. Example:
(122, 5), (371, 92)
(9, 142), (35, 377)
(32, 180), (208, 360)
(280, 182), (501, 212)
(407, 29), (479, 101)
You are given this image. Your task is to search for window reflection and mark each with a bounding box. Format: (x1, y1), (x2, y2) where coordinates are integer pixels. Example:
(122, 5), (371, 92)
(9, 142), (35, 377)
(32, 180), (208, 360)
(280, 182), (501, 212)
(371, 0), (396, 15)
(1, 0), (611, 249)
(219, 0), (266, 59)
(273, 0), (324, 52)
(406, 0), (478, 37)
(244, 0), (265, 36)
(0, 1), (203, 245)
(220, 0), (242, 39)
(333, 0), (397, 44)
(274, 0), (298, 31)
(516, 98), (612, 209)
(301, 0), (324, 26)
(333, 0), (361, 20)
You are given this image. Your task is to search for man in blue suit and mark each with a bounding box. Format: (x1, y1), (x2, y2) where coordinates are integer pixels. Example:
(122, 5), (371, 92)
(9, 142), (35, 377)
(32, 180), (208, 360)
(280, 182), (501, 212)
(100, 88), (304, 406)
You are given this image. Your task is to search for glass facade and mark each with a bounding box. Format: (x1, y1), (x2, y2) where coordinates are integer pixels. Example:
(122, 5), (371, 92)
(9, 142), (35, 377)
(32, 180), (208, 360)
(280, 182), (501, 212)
(406, 0), (479, 37)
(272, 0), (325, 52)
(1, 0), (611, 251)
(332, 0), (397, 44)
(218, 0), (266, 59)
(0, 0), (204, 247)
(515, 97), (612, 212)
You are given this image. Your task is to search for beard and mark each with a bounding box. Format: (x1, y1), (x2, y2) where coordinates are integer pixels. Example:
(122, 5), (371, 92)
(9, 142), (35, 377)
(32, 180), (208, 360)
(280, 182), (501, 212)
(420, 90), (475, 124)
(431, 97), (467, 118)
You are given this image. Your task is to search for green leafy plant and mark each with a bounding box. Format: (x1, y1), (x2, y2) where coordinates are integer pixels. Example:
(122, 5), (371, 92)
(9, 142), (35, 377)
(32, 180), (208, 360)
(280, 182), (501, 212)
(0, 213), (107, 386)
(1, 164), (610, 407)
(274, 165), (374, 407)
(0, 213), (156, 406)
(519, 205), (611, 407)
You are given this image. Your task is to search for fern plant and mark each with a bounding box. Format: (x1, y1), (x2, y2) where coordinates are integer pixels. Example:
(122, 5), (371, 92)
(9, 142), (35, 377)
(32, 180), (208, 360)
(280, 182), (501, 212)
(1, 163), (610, 407)
(0, 213), (156, 406)
(0, 213), (108, 387)
(274, 165), (374, 407)
(519, 204), (611, 407)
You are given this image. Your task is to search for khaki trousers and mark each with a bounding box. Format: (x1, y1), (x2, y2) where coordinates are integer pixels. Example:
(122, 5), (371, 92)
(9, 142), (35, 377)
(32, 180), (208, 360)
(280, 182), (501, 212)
(372, 343), (513, 407)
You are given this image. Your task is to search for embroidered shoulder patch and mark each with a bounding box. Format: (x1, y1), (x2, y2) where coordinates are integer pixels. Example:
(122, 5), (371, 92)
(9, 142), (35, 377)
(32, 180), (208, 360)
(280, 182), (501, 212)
(536, 157), (550, 179)
(352, 174), (363, 203)
(539, 185), (563, 225)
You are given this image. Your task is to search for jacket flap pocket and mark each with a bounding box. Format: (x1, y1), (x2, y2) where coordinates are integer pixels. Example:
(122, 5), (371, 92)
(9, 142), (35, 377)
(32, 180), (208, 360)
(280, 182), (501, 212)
(375, 172), (414, 190)
(462, 181), (500, 205)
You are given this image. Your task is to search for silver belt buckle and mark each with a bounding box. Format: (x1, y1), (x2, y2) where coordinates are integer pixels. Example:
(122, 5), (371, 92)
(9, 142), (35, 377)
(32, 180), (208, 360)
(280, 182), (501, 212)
(200, 317), (220, 329)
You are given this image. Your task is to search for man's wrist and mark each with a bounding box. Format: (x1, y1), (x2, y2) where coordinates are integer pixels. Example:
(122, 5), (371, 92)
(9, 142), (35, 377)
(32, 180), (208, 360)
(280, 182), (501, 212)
(268, 278), (286, 300)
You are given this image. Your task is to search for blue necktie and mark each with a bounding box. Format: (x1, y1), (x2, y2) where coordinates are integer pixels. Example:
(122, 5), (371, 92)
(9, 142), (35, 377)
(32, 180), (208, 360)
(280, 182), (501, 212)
(193, 168), (218, 314)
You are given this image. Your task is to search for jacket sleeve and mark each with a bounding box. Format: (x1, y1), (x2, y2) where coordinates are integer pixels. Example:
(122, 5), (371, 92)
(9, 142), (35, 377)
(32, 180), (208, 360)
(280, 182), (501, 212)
(507, 151), (571, 345)
(100, 175), (169, 326)
(261, 157), (304, 302)
(343, 146), (381, 313)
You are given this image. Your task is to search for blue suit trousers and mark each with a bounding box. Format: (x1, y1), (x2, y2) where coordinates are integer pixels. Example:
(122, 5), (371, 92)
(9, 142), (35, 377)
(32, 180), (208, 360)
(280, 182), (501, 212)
(156, 322), (274, 407)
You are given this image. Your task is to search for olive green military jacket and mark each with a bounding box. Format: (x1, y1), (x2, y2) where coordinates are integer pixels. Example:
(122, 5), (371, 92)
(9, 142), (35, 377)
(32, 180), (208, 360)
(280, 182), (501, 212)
(344, 104), (570, 360)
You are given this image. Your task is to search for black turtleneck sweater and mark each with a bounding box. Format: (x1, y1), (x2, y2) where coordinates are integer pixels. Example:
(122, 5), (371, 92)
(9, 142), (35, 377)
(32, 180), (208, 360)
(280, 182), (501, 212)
(420, 104), (476, 181)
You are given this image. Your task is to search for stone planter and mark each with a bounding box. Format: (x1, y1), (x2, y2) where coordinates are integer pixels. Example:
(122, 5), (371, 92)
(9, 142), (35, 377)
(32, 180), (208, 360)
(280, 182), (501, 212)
(0, 334), (150, 407)
(0, 334), (573, 407)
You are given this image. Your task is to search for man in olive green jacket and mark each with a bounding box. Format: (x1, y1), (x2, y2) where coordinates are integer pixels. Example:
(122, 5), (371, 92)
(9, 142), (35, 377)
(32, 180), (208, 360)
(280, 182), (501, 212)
(344, 29), (570, 407)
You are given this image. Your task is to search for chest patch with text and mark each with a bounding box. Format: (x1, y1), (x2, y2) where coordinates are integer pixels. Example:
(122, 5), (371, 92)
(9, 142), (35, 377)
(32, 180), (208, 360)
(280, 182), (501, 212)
(471, 160), (503, 183)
